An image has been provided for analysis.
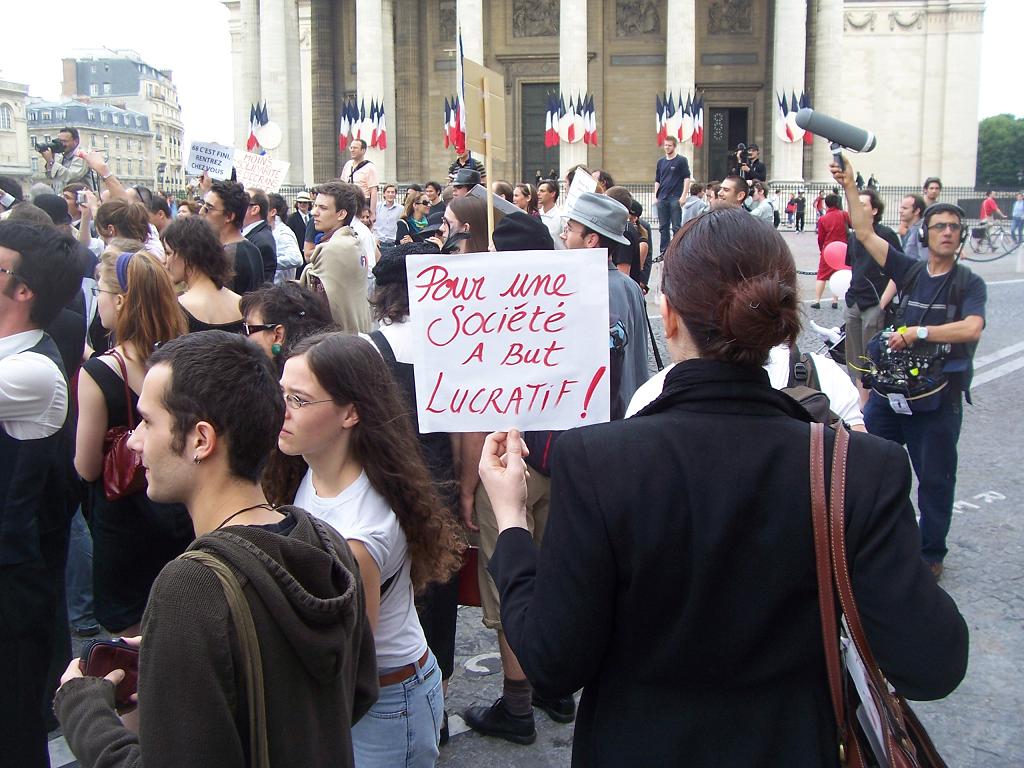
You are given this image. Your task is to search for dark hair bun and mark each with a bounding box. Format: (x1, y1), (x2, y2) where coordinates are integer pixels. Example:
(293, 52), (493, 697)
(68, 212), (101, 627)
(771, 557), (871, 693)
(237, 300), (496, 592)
(718, 274), (801, 367)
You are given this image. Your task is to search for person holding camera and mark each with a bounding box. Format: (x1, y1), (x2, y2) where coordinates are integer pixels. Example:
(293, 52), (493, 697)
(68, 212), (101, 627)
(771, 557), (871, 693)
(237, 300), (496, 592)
(832, 156), (986, 581)
(39, 127), (89, 194)
(730, 143), (766, 183)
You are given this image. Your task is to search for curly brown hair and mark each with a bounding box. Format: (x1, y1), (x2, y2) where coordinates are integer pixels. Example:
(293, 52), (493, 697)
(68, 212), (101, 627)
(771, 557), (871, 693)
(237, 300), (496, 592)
(288, 332), (462, 591)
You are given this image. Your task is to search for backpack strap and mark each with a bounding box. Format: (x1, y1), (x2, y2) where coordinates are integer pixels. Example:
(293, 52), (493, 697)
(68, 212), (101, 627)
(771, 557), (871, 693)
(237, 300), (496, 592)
(787, 345), (819, 391)
(180, 550), (269, 768)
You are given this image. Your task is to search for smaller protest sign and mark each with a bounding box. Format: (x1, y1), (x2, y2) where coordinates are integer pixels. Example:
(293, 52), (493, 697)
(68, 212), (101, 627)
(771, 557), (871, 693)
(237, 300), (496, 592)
(233, 150), (290, 193)
(563, 169), (598, 217)
(407, 248), (611, 433)
(185, 141), (234, 180)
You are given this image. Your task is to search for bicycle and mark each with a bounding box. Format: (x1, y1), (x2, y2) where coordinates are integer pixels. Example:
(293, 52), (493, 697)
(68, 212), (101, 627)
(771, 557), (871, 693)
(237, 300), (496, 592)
(968, 220), (1018, 256)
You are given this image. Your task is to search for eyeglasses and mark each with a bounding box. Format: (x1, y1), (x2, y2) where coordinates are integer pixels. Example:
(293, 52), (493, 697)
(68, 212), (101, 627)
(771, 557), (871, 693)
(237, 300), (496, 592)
(0, 266), (19, 280)
(199, 201), (223, 214)
(90, 285), (120, 297)
(282, 393), (334, 410)
(418, 200), (430, 206)
(927, 222), (963, 233)
(243, 322), (277, 336)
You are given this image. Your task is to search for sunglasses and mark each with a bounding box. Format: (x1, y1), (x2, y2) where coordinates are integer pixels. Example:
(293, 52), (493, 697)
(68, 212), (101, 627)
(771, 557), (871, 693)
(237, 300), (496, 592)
(243, 322), (277, 336)
(418, 200), (430, 205)
(926, 222), (963, 233)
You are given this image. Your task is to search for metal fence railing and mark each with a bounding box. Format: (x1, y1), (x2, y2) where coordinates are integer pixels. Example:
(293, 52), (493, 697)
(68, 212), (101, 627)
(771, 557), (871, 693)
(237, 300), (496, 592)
(271, 182), (1022, 232)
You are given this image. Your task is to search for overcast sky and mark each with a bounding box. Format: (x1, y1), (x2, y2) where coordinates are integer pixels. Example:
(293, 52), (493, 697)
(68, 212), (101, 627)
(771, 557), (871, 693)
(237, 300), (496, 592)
(0, 0), (1019, 149)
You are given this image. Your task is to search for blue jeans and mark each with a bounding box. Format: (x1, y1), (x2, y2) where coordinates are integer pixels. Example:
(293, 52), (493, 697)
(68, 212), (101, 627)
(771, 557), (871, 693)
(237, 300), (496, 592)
(65, 507), (97, 629)
(656, 197), (682, 255)
(1012, 216), (1023, 244)
(353, 651), (443, 768)
(864, 391), (963, 563)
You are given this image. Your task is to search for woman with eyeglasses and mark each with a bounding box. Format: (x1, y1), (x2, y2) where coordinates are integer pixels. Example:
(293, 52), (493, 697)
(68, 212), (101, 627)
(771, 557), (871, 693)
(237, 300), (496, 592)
(160, 216), (245, 334)
(278, 332), (463, 768)
(395, 193), (432, 245)
(75, 248), (193, 636)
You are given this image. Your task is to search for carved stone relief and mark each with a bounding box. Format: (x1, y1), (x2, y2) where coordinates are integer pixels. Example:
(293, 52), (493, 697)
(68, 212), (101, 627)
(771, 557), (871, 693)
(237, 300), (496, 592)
(616, 1), (661, 37)
(439, 0), (456, 43)
(708, 0), (752, 35)
(512, 0), (559, 37)
(889, 11), (924, 31)
(843, 12), (876, 32)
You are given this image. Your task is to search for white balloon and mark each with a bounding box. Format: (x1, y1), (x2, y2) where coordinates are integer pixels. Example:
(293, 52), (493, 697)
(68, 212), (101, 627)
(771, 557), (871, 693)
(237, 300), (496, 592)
(254, 121), (283, 150)
(785, 112), (805, 143)
(828, 269), (852, 299)
(679, 114), (694, 143)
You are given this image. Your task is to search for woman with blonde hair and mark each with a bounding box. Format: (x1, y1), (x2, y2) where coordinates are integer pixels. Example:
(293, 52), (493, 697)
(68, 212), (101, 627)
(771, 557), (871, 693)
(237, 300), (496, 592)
(75, 248), (193, 634)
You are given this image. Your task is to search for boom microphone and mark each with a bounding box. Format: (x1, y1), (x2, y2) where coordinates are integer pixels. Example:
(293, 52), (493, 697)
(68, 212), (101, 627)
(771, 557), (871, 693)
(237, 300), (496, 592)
(795, 109), (876, 152)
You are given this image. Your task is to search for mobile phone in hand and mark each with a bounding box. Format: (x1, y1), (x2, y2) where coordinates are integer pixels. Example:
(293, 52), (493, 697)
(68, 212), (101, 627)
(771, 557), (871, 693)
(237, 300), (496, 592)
(80, 639), (140, 708)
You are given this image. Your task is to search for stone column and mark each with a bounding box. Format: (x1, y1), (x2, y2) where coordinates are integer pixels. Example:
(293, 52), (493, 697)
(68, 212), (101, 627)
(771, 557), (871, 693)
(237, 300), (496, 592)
(260, 0), (305, 184)
(355, 0), (388, 179)
(298, 0), (313, 185)
(559, 0), (588, 176)
(810, 0), (843, 181)
(919, 13), (948, 180)
(381, 0), (397, 180)
(223, 1), (247, 147)
(457, 0), (484, 62)
(239, 0), (261, 146)
(770, 0), (807, 182)
(310, 0), (337, 181)
(665, 0), (696, 168)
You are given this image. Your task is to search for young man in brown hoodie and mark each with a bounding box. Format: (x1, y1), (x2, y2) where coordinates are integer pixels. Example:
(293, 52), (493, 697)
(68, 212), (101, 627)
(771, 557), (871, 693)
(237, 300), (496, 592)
(55, 330), (378, 767)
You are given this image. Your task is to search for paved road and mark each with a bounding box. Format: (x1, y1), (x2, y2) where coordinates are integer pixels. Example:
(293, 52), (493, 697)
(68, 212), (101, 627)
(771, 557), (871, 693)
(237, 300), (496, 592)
(51, 231), (1024, 767)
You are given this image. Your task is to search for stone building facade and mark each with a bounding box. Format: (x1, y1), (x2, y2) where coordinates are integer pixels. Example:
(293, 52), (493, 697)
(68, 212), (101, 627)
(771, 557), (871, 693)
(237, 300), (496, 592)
(0, 80), (33, 183)
(224, 0), (985, 188)
(27, 100), (155, 188)
(61, 53), (187, 190)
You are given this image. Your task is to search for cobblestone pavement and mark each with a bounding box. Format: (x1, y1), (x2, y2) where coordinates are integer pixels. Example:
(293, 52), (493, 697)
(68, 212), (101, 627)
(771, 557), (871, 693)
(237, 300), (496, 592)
(51, 230), (1024, 767)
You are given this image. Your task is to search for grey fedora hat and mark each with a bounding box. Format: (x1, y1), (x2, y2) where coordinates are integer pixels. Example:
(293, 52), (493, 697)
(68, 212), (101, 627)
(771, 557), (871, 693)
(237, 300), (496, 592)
(567, 191), (629, 245)
(452, 168), (482, 187)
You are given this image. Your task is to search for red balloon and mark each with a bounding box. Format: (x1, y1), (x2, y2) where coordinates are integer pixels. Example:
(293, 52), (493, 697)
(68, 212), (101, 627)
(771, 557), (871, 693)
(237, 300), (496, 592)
(822, 241), (849, 272)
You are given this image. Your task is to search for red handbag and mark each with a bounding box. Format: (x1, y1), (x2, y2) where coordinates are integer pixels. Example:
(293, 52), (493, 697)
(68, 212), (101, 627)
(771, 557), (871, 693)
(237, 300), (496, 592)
(810, 422), (947, 768)
(101, 350), (146, 501)
(457, 546), (482, 607)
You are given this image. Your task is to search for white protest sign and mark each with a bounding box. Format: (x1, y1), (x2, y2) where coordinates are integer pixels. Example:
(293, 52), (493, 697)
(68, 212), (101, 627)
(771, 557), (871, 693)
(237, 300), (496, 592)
(562, 170), (598, 218)
(233, 149), (290, 193)
(185, 141), (234, 180)
(407, 249), (610, 433)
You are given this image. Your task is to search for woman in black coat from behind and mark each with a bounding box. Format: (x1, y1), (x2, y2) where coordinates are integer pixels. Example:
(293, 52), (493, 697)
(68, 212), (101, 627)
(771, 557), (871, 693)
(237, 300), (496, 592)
(478, 207), (969, 767)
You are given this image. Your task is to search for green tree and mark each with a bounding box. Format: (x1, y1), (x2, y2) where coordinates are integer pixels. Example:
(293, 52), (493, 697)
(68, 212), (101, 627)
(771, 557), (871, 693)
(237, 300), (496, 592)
(976, 114), (1024, 188)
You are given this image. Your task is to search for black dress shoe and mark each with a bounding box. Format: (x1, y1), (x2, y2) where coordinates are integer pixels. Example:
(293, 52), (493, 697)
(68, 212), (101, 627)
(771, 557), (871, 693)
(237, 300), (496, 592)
(464, 697), (537, 745)
(532, 692), (576, 723)
(439, 710), (449, 747)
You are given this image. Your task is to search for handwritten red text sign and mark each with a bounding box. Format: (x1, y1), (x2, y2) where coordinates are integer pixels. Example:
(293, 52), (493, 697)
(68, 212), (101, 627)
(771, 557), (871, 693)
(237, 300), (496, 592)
(407, 249), (610, 432)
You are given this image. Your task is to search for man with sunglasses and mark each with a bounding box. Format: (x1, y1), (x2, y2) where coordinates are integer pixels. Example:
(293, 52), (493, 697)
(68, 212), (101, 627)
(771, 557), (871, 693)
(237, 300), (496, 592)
(0, 221), (83, 767)
(833, 158), (986, 582)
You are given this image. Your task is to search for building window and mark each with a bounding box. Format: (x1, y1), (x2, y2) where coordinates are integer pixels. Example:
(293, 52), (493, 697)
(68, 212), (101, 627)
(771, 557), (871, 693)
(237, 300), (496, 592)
(112, 114), (119, 125)
(100, 112), (107, 123)
(103, 135), (109, 148)
(126, 160), (132, 175)
(103, 83), (111, 95)
(31, 157), (38, 173)
(0, 104), (12, 131)
(116, 159), (122, 174)
(90, 84), (98, 96)
(115, 137), (121, 150)
(56, 109), (66, 120)
(91, 65), (97, 74)
(41, 111), (51, 121)
(87, 109), (95, 120)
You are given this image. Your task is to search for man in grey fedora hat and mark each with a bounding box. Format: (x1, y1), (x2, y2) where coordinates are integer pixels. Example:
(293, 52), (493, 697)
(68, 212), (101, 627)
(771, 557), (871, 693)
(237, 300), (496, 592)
(451, 168), (482, 199)
(562, 191), (649, 417)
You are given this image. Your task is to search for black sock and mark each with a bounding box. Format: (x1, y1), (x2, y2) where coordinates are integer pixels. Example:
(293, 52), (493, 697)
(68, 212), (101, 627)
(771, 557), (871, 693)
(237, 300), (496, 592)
(503, 676), (533, 716)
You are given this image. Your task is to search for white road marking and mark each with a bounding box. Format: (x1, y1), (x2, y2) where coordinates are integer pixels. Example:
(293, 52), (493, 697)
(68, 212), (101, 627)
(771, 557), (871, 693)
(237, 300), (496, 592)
(972, 355), (1024, 389)
(973, 341), (1024, 369)
(464, 652), (501, 674)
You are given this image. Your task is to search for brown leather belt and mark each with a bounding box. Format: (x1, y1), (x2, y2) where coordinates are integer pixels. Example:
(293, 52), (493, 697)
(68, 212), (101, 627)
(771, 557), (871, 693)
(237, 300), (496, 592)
(378, 649), (430, 687)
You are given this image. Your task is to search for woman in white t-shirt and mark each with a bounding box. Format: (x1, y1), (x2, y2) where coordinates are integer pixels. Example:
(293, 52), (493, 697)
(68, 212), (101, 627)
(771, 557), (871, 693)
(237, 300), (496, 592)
(279, 332), (462, 767)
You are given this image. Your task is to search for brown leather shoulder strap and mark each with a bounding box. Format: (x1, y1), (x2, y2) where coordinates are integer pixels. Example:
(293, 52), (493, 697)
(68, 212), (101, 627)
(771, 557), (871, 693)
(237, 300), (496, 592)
(809, 423), (847, 747)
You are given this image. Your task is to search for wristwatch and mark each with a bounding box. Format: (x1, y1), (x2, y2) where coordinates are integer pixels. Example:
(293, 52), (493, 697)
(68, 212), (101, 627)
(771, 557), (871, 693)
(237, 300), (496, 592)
(916, 326), (929, 341)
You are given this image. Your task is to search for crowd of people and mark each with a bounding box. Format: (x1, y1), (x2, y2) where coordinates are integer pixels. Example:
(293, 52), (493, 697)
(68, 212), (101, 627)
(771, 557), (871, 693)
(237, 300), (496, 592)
(0, 130), (983, 768)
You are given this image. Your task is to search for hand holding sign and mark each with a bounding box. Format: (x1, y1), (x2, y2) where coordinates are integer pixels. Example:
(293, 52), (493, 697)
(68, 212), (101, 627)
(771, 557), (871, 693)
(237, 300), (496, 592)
(478, 430), (530, 532)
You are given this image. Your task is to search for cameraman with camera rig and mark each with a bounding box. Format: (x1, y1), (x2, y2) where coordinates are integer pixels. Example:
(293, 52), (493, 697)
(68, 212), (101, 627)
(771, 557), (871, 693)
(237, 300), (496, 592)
(832, 156), (986, 582)
(38, 128), (88, 194)
(730, 143), (766, 183)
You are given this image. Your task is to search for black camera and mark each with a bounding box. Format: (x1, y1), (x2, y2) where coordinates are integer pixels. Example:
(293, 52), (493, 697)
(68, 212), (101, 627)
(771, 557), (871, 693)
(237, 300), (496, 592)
(734, 143), (749, 167)
(34, 139), (64, 155)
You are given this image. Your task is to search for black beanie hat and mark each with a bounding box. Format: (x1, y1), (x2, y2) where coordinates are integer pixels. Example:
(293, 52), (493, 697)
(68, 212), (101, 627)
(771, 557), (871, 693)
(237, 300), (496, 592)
(492, 211), (554, 252)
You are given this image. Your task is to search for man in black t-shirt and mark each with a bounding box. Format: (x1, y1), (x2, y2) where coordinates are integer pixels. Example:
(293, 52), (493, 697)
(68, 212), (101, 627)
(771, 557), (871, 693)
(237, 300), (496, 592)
(834, 158), (985, 581)
(654, 136), (690, 257)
